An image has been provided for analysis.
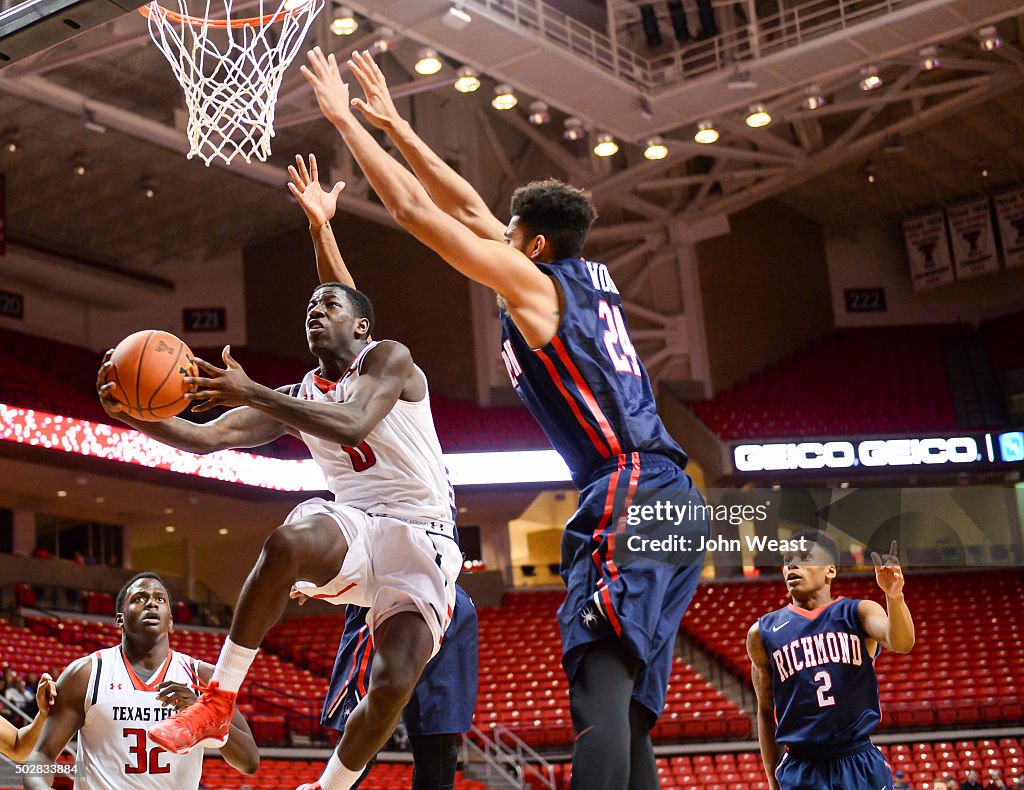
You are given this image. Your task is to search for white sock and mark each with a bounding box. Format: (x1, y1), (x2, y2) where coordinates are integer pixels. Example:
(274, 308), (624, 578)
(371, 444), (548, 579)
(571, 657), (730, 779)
(319, 750), (364, 790)
(210, 637), (258, 694)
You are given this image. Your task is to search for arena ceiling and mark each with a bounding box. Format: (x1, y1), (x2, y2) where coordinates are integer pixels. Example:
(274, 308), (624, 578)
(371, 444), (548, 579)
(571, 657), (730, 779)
(0, 0), (1023, 389)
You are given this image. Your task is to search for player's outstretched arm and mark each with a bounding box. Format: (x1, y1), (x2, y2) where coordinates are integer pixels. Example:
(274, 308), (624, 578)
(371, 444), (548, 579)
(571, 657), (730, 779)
(288, 153), (355, 288)
(0, 673), (55, 763)
(747, 623), (781, 790)
(97, 351), (292, 454)
(158, 664), (259, 774)
(347, 50), (506, 242)
(188, 341), (411, 446)
(302, 48), (557, 347)
(859, 541), (915, 654)
(24, 661), (89, 789)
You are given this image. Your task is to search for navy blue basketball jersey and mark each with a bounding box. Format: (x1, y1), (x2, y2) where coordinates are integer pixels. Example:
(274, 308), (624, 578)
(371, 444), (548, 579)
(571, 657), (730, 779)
(499, 257), (687, 487)
(758, 597), (882, 747)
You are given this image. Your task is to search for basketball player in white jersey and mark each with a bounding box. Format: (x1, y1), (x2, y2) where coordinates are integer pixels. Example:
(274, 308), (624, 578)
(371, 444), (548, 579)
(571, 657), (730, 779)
(24, 572), (258, 789)
(95, 245), (462, 790)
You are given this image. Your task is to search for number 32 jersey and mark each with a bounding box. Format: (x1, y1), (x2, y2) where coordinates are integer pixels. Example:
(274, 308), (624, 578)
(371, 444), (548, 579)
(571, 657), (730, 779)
(498, 257), (687, 487)
(76, 646), (203, 789)
(758, 596), (882, 747)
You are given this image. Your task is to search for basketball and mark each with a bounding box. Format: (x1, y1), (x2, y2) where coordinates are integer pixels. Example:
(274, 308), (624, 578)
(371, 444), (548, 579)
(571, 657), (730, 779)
(106, 330), (198, 422)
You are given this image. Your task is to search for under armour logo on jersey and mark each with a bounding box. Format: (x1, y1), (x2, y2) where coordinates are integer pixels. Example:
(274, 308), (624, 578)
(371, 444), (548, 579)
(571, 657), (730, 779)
(109, 682), (123, 690)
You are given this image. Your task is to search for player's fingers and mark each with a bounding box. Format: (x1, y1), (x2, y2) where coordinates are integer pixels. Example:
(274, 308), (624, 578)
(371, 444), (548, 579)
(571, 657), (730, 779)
(222, 345), (235, 367)
(308, 153), (318, 182)
(295, 156), (310, 184)
(329, 181), (345, 201)
(890, 539), (898, 558)
(870, 551), (882, 568)
(192, 356), (223, 375)
(287, 164), (302, 187)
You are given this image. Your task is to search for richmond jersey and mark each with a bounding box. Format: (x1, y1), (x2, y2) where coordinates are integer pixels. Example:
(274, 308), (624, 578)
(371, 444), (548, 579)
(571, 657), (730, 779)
(76, 646), (203, 790)
(758, 597), (882, 747)
(499, 258), (687, 487)
(295, 341), (454, 524)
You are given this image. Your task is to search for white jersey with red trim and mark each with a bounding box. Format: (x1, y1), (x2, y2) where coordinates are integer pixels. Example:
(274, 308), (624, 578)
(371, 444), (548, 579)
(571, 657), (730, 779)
(295, 340), (454, 525)
(75, 645), (203, 790)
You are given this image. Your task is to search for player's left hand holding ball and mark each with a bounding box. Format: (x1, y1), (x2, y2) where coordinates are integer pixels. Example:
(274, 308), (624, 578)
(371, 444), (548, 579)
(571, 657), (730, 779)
(185, 346), (257, 413)
(35, 672), (56, 716)
(871, 540), (904, 598)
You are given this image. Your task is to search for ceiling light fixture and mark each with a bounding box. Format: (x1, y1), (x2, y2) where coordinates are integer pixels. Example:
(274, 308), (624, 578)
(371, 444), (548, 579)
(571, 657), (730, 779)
(3, 127), (19, 153)
(71, 152), (87, 176)
(745, 103), (771, 128)
(979, 26), (1002, 51)
(802, 84), (826, 110)
(165, 525), (176, 533)
(694, 120), (719, 144)
(528, 101), (551, 125)
(859, 65), (882, 91)
(563, 117), (585, 141)
(372, 26), (394, 53)
(442, 4), (471, 29)
(56, 490), (68, 497)
(593, 132), (619, 157)
(453, 66), (480, 93)
(643, 136), (669, 160)
(919, 45), (940, 70)
(491, 83), (517, 110)
(329, 5), (358, 35)
(218, 527), (230, 535)
(864, 161), (878, 184)
(140, 177), (157, 199)
(414, 47), (443, 75)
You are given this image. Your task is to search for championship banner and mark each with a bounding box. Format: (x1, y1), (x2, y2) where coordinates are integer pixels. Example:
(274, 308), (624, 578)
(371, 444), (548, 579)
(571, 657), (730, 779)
(903, 210), (954, 291)
(947, 197), (998, 279)
(994, 187), (1024, 269)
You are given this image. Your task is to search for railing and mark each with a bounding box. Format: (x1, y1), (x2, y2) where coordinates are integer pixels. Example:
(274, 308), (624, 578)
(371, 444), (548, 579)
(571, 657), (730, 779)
(461, 724), (527, 790)
(493, 723), (558, 790)
(465, 0), (938, 91)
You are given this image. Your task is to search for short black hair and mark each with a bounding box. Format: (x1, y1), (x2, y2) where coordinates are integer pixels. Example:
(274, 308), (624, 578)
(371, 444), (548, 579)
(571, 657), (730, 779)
(790, 530), (840, 566)
(313, 282), (375, 338)
(116, 572), (170, 614)
(509, 179), (598, 260)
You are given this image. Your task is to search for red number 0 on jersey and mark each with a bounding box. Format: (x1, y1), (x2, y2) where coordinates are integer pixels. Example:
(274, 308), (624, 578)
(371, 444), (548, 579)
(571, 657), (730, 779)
(598, 301), (641, 376)
(123, 728), (170, 774)
(342, 441), (377, 472)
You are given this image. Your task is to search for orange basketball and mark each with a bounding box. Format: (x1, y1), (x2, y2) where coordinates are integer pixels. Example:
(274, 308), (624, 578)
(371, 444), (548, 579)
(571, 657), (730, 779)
(106, 330), (198, 422)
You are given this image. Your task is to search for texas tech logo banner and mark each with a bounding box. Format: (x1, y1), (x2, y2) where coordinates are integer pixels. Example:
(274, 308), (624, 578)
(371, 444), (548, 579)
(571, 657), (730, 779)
(994, 187), (1024, 269)
(947, 197), (998, 280)
(903, 210), (954, 291)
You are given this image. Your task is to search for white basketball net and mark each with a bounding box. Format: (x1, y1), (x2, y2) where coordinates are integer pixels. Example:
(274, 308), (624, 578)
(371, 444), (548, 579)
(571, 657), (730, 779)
(143, 0), (323, 166)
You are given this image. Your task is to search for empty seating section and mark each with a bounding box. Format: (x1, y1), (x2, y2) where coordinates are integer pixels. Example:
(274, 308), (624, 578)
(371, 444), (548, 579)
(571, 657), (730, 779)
(199, 759), (489, 789)
(0, 327), (548, 453)
(681, 571), (1024, 730)
(981, 309), (1024, 374)
(690, 325), (963, 439)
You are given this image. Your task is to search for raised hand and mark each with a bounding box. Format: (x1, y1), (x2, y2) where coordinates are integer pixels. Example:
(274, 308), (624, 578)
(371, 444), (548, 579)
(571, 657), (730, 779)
(871, 540), (904, 598)
(35, 673), (56, 716)
(288, 153), (345, 229)
(301, 47), (355, 129)
(97, 350), (125, 417)
(347, 49), (402, 131)
(184, 346), (257, 413)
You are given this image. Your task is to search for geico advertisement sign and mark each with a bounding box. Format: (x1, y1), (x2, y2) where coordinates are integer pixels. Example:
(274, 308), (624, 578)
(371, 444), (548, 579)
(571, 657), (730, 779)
(734, 437), (980, 472)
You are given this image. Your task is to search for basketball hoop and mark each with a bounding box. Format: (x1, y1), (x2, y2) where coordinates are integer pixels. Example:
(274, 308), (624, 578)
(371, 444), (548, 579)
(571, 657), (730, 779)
(140, 0), (323, 166)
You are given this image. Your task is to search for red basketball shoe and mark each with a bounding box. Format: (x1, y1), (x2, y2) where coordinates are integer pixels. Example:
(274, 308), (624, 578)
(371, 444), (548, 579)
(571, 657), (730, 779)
(295, 783), (323, 790)
(148, 681), (234, 754)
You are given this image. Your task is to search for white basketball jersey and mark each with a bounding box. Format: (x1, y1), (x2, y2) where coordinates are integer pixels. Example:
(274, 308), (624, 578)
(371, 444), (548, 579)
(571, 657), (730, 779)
(75, 646), (204, 790)
(295, 341), (454, 524)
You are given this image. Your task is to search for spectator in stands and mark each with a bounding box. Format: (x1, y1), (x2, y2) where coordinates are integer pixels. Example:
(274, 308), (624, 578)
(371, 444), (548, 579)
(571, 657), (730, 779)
(0, 670), (55, 762)
(962, 770), (985, 790)
(31, 546), (51, 559)
(893, 770), (913, 789)
(988, 769), (1008, 789)
(4, 674), (36, 717)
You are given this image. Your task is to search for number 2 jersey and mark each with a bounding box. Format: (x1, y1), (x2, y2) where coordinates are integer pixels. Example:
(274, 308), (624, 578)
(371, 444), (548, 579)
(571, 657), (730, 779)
(498, 257), (687, 487)
(294, 340), (455, 526)
(758, 597), (882, 748)
(76, 646), (204, 789)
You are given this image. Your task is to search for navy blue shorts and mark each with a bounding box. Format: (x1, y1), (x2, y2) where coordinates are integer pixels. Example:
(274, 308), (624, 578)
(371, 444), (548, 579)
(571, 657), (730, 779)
(776, 743), (893, 790)
(558, 452), (708, 721)
(322, 585), (478, 736)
